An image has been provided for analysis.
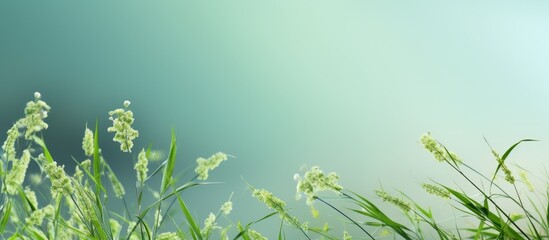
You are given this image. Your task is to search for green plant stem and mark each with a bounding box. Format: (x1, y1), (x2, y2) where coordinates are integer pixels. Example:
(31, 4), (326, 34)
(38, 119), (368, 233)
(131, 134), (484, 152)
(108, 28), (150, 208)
(314, 196), (375, 240)
(446, 161), (531, 239)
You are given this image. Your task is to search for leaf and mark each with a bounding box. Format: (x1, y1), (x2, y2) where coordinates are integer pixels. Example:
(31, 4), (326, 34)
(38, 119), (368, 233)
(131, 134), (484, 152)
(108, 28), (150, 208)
(161, 129), (177, 193)
(0, 201), (11, 234)
(175, 193), (202, 240)
(33, 135), (53, 163)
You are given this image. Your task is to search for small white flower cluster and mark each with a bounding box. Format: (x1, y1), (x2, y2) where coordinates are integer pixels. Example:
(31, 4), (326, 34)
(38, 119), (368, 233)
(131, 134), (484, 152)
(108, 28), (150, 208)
(134, 148), (149, 183)
(107, 101), (138, 152)
(295, 166), (342, 204)
(195, 152), (228, 180)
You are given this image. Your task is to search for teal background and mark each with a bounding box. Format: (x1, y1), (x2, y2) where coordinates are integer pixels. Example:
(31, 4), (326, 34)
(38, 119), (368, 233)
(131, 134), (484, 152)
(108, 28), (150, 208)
(1, 1), (549, 237)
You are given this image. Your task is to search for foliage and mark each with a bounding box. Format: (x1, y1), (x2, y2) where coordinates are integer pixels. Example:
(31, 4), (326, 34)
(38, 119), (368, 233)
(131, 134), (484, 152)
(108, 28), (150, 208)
(1, 93), (547, 239)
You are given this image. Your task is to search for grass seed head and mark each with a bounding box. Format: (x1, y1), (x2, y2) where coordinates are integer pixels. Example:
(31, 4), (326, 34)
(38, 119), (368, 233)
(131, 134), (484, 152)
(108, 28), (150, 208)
(82, 127), (94, 157)
(2, 123), (20, 161)
(134, 148), (149, 183)
(5, 149), (31, 195)
(107, 101), (138, 153)
(195, 152), (228, 180)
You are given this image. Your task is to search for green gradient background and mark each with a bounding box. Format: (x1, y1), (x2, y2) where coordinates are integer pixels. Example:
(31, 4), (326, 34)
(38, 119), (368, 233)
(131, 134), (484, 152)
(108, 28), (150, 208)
(2, 1), (549, 237)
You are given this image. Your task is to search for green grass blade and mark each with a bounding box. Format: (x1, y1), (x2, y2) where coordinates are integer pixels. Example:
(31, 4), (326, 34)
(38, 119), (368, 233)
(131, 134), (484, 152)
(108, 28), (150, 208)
(0, 201), (11, 234)
(161, 129), (177, 193)
(175, 192), (202, 240)
(93, 120), (102, 196)
(501, 139), (537, 161)
(33, 135), (53, 163)
(233, 212), (277, 240)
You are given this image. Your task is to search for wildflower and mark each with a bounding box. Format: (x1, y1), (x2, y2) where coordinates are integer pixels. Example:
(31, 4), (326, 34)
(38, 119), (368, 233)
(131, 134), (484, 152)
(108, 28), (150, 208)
(5, 149), (31, 195)
(108, 171), (125, 198)
(295, 166), (342, 204)
(343, 231), (352, 240)
(43, 159), (73, 196)
(157, 232), (181, 240)
(2, 123), (19, 161)
(110, 219), (121, 238)
(134, 148), (148, 183)
(107, 101), (138, 152)
(492, 150), (515, 184)
(220, 200), (233, 215)
(375, 190), (411, 212)
(195, 152), (228, 180)
(21, 92), (51, 139)
(422, 183), (450, 199)
(420, 133), (462, 164)
(519, 171), (535, 192)
(82, 127), (94, 157)
(247, 229), (268, 240)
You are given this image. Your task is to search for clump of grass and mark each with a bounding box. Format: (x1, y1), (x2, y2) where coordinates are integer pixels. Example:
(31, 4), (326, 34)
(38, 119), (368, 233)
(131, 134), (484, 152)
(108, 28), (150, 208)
(2, 92), (549, 239)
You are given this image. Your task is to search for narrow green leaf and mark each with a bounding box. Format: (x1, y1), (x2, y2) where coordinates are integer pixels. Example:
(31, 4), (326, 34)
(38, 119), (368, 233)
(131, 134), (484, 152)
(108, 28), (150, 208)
(33, 135), (53, 163)
(501, 139), (537, 161)
(161, 129), (177, 193)
(93, 120), (101, 195)
(0, 201), (11, 234)
(175, 193), (202, 240)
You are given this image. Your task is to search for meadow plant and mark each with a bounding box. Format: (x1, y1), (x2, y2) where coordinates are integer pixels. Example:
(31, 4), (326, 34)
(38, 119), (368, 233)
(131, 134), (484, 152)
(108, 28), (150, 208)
(2, 92), (549, 239)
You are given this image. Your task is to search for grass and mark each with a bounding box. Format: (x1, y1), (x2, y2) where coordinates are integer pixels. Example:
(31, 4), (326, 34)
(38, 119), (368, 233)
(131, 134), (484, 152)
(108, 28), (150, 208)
(1, 92), (548, 239)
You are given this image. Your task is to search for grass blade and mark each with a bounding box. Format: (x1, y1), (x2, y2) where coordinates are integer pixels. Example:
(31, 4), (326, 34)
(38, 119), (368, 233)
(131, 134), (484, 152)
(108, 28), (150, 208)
(161, 129), (177, 193)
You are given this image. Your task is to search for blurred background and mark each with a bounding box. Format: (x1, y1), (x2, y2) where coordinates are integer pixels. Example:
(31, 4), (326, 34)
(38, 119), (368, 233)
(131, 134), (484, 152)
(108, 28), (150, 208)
(1, 1), (549, 238)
